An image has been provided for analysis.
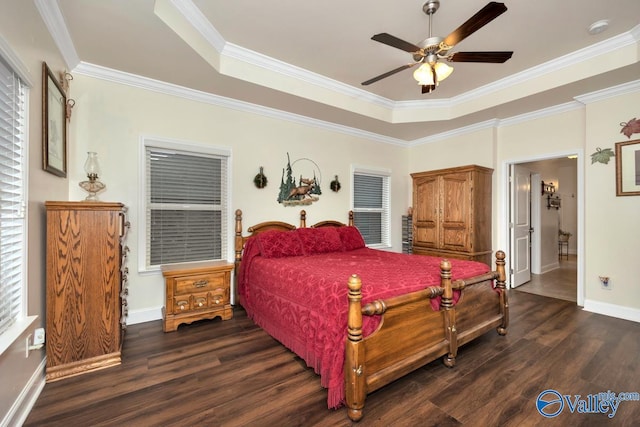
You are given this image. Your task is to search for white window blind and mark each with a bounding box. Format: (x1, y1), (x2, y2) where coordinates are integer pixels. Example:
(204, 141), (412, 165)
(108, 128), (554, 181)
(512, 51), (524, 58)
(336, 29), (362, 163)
(353, 170), (390, 247)
(145, 144), (228, 268)
(0, 56), (26, 335)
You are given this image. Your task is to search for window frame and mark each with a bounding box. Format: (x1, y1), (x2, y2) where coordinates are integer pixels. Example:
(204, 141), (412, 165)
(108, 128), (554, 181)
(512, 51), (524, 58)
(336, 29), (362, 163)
(138, 136), (232, 273)
(351, 165), (391, 249)
(0, 40), (34, 354)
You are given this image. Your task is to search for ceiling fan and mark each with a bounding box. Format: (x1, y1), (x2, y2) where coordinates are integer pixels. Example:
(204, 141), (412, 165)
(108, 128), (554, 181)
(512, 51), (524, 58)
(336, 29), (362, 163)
(361, 1), (513, 94)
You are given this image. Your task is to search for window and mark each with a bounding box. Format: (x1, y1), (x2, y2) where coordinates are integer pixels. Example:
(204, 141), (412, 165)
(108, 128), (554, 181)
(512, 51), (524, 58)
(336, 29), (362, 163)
(352, 167), (390, 247)
(142, 138), (230, 270)
(0, 56), (27, 336)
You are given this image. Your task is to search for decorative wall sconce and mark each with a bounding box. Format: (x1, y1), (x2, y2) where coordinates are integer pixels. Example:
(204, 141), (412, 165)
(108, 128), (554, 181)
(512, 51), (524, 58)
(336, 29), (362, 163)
(79, 152), (106, 201)
(541, 181), (556, 195)
(330, 175), (341, 192)
(66, 98), (75, 121)
(59, 71), (73, 93)
(547, 195), (561, 210)
(254, 166), (268, 189)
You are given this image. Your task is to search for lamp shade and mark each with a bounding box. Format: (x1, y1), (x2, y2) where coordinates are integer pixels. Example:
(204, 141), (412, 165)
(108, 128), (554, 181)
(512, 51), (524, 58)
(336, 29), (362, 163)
(413, 64), (434, 85)
(434, 62), (453, 81)
(84, 151), (101, 178)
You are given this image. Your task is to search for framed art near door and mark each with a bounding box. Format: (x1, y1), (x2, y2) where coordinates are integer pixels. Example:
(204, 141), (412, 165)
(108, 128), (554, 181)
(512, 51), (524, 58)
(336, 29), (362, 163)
(42, 62), (67, 177)
(615, 139), (640, 196)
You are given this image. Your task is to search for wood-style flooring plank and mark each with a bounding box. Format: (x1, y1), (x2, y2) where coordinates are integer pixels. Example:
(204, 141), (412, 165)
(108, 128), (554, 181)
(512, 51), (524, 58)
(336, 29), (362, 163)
(24, 290), (640, 426)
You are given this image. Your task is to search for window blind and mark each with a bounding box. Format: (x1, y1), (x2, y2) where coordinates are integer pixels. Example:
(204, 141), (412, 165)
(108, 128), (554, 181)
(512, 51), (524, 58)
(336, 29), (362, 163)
(0, 56), (26, 335)
(353, 172), (390, 246)
(145, 146), (228, 267)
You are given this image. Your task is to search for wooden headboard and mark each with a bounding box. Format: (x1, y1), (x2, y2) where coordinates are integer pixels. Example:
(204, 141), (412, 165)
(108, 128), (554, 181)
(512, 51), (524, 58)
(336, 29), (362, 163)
(233, 209), (354, 268)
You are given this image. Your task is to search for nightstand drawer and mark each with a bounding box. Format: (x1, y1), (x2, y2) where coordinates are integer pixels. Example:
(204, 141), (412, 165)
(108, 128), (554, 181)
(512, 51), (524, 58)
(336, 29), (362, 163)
(174, 273), (225, 295)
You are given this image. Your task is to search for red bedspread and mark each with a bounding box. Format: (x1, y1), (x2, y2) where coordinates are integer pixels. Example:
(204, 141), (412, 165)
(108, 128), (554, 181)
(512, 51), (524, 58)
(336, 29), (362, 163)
(238, 237), (491, 409)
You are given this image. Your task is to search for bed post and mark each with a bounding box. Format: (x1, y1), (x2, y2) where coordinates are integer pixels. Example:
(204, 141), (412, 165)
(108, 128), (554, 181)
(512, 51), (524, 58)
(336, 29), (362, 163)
(348, 210), (354, 226)
(495, 250), (509, 335)
(300, 209), (307, 228)
(345, 274), (365, 422)
(440, 258), (458, 368)
(234, 209), (243, 270)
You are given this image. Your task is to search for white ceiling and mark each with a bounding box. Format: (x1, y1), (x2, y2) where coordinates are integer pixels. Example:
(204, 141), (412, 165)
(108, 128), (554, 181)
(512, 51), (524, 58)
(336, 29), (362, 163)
(46, 0), (640, 143)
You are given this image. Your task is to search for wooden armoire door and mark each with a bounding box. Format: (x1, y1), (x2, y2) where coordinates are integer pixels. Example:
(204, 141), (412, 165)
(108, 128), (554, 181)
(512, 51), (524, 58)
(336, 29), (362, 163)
(45, 201), (127, 382)
(412, 174), (439, 248)
(439, 171), (471, 252)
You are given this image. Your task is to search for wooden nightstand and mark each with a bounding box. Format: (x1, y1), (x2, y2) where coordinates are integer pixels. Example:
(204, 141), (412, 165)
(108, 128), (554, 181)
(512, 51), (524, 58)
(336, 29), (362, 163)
(162, 260), (234, 332)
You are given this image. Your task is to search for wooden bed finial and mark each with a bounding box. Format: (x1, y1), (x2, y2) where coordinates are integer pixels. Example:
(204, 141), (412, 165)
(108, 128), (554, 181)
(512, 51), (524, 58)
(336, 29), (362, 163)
(300, 210), (307, 228)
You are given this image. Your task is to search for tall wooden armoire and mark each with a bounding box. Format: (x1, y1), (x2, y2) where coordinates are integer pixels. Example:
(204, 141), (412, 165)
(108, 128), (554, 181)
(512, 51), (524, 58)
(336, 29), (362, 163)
(411, 165), (493, 265)
(45, 201), (129, 382)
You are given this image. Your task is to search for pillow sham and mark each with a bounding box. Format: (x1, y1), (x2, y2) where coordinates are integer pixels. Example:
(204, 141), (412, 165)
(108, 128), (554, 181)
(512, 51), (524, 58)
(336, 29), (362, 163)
(337, 226), (366, 251)
(296, 227), (343, 255)
(255, 229), (304, 258)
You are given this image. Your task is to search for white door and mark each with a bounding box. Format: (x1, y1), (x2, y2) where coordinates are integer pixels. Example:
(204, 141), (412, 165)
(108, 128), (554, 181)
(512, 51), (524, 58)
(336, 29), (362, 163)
(510, 164), (532, 287)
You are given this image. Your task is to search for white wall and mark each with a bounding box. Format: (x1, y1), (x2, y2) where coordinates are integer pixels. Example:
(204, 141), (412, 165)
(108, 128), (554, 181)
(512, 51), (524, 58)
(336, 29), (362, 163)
(67, 75), (410, 322)
(583, 90), (640, 318)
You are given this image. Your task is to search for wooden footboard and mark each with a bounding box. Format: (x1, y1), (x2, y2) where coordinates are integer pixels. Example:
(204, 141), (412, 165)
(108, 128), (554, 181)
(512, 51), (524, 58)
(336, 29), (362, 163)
(345, 251), (508, 422)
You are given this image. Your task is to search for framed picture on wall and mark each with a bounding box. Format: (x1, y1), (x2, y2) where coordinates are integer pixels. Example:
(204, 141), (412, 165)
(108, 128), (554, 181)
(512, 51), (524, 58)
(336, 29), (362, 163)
(42, 62), (67, 177)
(615, 139), (640, 196)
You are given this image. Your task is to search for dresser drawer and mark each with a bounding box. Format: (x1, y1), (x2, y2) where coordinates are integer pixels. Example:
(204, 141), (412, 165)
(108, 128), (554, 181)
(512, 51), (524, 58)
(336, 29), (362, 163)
(174, 272), (225, 295)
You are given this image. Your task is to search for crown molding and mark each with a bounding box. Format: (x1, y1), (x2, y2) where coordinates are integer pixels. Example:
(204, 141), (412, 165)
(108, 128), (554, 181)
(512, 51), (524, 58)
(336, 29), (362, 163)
(34, 0), (80, 70)
(499, 102), (583, 128)
(74, 60), (640, 148)
(164, 0), (225, 52)
(73, 62), (407, 147)
(575, 79), (640, 104)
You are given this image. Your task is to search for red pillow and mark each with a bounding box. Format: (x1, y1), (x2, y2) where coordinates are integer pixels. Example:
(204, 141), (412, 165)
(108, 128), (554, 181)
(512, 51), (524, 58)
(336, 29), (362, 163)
(256, 230), (304, 258)
(337, 226), (366, 251)
(296, 227), (343, 255)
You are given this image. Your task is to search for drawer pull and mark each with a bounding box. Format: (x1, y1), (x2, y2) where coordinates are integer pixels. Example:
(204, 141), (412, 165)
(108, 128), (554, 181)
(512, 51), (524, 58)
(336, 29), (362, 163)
(193, 280), (209, 288)
(195, 297), (206, 307)
(177, 300), (188, 310)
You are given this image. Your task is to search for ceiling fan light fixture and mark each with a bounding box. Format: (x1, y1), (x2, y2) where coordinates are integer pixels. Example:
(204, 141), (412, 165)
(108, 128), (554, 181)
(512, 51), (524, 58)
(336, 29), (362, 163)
(413, 63), (434, 85)
(434, 61), (453, 82)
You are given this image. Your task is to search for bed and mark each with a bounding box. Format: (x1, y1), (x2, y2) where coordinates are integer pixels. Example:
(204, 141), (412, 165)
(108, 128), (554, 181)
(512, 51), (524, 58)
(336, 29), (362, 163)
(234, 209), (508, 422)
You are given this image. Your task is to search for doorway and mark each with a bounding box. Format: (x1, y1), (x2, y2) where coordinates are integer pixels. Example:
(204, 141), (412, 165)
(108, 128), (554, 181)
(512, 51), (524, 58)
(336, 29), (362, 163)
(505, 153), (583, 305)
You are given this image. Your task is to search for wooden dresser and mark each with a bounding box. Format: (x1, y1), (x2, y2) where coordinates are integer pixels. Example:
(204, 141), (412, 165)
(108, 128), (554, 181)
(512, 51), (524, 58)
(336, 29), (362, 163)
(411, 165), (493, 265)
(162, 261), (233, 332)
(45, 201), (129, 382)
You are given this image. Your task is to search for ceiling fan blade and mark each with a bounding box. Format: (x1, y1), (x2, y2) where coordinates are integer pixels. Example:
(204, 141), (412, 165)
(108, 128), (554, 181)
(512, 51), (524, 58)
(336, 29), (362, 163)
(448, 51), (513, 63)
(371, 33), (422, 54)
(361, 63), (417, 86)
(442, 2), (507, 49)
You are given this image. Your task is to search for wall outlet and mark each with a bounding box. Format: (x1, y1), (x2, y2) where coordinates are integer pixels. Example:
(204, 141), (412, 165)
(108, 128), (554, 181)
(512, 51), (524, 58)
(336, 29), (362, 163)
(599, 276), (612, 290)
(34, 327), (45, 345)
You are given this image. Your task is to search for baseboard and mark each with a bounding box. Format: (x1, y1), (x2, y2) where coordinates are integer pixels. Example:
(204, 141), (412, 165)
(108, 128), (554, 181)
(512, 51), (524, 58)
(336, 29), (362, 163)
(539, 261), (560, 274)
(126, 306), (163, 325)
(1, 358), (46, 427)
(583, 299), (640, 323)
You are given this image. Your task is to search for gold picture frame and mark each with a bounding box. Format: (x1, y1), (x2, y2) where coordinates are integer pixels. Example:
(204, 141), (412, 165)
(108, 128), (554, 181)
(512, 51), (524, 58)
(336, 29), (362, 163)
(615, 139), (640, 196)
(42, 62), (67, 177)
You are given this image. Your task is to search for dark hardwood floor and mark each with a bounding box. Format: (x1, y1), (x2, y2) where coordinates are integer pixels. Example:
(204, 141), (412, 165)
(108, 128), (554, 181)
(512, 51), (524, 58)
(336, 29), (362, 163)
(25, 290), (640, 426)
